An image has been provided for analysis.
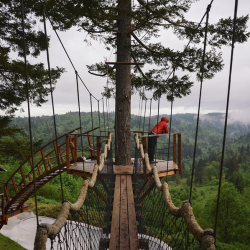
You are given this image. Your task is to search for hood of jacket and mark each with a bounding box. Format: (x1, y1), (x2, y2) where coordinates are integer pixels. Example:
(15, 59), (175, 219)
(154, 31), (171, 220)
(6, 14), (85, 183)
(161, 117), (169, 123)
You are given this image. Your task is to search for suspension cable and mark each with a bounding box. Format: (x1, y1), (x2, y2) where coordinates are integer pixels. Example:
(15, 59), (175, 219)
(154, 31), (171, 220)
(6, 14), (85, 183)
(214, 0), (239, 239)
(154, 98), (160, 164)
(142, 98), (147, 132)
(90, 94), (96, 161)
(137, 95), (142, 131)
(139, 98), (144, 131)
(42, 6), (65, 202)
(43, 7), (99, 101)
(20, 0), (39, 225)
(189, 3), (212, 203)
(97, 100), (101, 136)
(101, 98), (106, 134)
(148, 98), (152, 131)
(75, 71), (84, 157)
(166, 69), (175, 182)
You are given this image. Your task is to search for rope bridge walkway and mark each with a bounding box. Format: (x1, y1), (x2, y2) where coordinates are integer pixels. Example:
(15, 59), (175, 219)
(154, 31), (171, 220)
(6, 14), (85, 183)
(0, 129), (215, 249)
(0, 0), (242, 248)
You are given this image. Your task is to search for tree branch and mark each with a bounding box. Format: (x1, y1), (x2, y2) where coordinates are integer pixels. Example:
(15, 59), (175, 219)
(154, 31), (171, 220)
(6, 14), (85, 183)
(131, 32), (174, 57)
(131, 51), (150, 81)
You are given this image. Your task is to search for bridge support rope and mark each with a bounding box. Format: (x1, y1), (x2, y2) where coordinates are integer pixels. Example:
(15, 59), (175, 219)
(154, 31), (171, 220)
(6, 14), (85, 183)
(134, 133), (215, 250)
(34, 134), (113, 250)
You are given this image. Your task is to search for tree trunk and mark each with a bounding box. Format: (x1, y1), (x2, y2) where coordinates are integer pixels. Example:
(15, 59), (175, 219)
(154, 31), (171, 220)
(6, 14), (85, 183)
(115, 0), (131, 165)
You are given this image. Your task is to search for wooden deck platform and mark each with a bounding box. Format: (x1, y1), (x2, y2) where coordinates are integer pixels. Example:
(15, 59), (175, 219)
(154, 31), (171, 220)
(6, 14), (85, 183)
(67, 159), (179, 177)
(67, 160), (96, 177)
(147, 160), (179, 176)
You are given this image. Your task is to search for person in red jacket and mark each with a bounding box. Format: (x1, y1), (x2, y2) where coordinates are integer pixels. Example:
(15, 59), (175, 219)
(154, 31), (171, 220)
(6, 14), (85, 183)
(148, 117), (169, 163)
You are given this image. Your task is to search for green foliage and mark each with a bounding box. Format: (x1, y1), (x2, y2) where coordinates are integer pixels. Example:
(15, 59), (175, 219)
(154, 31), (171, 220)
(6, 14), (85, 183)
(0, 134), (43, 162)
(40, 172), (83, 203)
(194, 159), (206, 184)
(0, 233), (26, 250)
(203, 182), (250, 245)
(0, 1), (64, 115)
(9, 0), (247, 101)
(1, 112), (250, 249)
(0, 115), (43, 162)
(216, 242), (250, 250)
(26, 197), (62, 219)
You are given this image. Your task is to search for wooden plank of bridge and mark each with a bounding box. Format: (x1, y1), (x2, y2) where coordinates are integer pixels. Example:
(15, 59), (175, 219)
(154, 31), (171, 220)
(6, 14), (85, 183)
(109, 173), (139, 250)
(127, 175), (139, 250)
(120, 175), (129, 250)
(109, 175), (121, 249)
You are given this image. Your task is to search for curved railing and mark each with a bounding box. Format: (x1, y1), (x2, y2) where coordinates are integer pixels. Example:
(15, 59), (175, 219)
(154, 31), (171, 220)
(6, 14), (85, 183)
(34, 133), (113, 250)
(3, 128), (81, 212)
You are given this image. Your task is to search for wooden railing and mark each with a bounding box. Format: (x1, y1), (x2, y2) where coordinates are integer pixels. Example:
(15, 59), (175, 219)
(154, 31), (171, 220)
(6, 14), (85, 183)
(3, 128), (80, 203)
(140, 132), (181, 170)
(2, 127), (111, 207)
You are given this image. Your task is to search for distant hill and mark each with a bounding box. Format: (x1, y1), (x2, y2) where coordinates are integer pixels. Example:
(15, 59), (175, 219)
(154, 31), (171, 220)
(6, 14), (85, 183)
(11, 112), (250, 159)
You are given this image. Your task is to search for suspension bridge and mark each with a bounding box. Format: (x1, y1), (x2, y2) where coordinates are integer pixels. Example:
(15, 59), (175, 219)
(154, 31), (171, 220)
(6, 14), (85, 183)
(1, 127), (212, 249)
(0, 0), (247, 249)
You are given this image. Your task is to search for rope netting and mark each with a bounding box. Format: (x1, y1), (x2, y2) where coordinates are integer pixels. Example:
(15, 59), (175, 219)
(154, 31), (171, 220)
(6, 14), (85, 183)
(34, 134), (114, 250)
(133, 134), (215, 250)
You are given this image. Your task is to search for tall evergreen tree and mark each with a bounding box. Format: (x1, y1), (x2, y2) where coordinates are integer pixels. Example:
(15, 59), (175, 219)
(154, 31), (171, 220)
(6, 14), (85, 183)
(1, 0), (249, 165)
(194, 158), (205, 184)
(226, 155), (239, 180)
(0, 0), (64, 132)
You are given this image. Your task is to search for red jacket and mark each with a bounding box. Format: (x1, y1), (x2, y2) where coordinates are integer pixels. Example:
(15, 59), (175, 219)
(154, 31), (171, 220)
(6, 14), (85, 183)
(151, 117), (169, 134)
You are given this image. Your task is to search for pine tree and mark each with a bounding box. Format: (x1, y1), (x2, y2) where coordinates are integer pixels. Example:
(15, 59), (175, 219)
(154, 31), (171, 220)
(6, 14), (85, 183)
(2, 0), (249, 165)
(194, 159), (205, 184)
(0, 1), (64, 132)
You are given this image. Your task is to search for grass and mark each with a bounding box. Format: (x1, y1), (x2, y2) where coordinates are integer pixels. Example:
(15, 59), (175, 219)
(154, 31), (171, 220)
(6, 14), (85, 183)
(0, 197), (62, 250)
(0, 233), (26, 250)
(26, 197), (62, 218)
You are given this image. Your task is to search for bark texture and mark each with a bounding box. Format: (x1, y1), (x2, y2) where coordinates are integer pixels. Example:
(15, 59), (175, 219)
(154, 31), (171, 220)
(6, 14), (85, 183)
(115, 0), (132, 165)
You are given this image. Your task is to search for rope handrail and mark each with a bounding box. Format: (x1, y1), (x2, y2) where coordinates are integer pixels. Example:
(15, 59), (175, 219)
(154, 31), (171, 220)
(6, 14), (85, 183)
(33, 133), (112, 250)
(134, 133), (215, 250)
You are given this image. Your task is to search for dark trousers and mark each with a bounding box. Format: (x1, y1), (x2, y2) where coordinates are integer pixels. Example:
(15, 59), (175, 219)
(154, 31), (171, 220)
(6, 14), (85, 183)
(148, 132), (157, 162)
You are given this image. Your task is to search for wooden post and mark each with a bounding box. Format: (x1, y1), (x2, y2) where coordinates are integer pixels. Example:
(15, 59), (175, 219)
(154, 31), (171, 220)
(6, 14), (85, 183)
(47, 156), (52, 170)
(142, 137), (147, 154)
(28, 174), (32, 182)
(29, 156), (37, 177)
(69, 137), (75, 162)
(58, 146), (65, 163)
(1, 193), (5, 219)
(41, 149), (48, 172)
(97, 136), (101, 165)
(11, 177), (18, 194)
(20, 167), (27, 186)
(74, 134), (78, 162)
(87, 132), (95, 159)
(173, 133), (177, 164)
(66, 135), (70, 169)
(53, 141), (59, 165)
(4, 185), (10, 203)
(37, 164), (42, 175)
(178, 133), (181, 173)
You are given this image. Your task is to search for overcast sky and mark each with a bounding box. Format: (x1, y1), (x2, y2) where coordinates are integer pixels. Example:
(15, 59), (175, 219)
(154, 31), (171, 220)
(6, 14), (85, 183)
(10, 0), (250, 123)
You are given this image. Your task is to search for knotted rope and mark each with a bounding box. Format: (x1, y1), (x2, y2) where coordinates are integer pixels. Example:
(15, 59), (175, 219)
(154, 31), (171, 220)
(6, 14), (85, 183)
(34, 134), (112, 250)
(134, 133), (215, 250)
